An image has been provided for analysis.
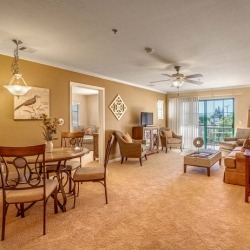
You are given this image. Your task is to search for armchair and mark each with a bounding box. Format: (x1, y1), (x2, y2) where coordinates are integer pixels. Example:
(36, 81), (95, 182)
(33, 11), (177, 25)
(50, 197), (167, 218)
(219, 128), (250, 157)
(159, 127), (182, 153)
(114, 131), (147, 166)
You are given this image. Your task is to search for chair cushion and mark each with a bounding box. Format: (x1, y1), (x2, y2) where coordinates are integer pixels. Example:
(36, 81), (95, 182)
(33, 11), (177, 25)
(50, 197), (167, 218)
(167, 138), (181, 144)
(6, 179), (58, 203)
(163, 130), (172, 138)
(46, 161), (80, 172)
(122, 133), (133, 143)
(73, 166), (105, 181)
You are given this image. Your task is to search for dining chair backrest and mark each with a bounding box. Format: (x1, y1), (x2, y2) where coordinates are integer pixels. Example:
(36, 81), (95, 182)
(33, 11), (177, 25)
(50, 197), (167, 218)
(104, 134), (115, 170)
(0, 144), (58, 241)
(61, 132), (85, 148)
(0, 144), (46, 192)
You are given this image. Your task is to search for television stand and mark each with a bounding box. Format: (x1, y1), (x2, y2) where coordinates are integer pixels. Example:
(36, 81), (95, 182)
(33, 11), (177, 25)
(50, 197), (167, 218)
(132, 126), (159, 154)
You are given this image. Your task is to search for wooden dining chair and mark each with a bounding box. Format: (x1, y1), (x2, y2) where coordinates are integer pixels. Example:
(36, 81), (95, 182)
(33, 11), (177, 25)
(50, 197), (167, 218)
(46, 131), (85, 192)
(0, 144), (58, 241)
(72, 134), (115, 207)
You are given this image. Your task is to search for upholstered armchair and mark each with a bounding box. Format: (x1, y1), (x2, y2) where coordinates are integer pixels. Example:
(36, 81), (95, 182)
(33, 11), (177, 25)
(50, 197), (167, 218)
(114, 131), (147, 166)
(219, 128), (250, 157)
(159, 127), (182, 153)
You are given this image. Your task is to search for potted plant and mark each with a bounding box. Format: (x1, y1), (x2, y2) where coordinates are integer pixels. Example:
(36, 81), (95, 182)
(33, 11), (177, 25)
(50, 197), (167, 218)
(40, 114), (60, 152)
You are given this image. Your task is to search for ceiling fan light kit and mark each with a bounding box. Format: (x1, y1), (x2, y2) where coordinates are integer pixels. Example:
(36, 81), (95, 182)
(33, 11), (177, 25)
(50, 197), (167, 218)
(151, 65), (203, 89)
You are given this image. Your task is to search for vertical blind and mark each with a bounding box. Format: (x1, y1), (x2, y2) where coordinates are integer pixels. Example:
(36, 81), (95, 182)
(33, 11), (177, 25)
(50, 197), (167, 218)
(168, 97), (199, 149)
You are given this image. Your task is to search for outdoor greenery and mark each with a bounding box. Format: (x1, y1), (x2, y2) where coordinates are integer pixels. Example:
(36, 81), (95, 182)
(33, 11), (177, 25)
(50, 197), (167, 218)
(199, 99), (234, 148)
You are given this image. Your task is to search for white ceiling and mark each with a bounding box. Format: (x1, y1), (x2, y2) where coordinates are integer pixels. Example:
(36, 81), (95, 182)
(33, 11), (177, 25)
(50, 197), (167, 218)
(1, 0), (250, 94)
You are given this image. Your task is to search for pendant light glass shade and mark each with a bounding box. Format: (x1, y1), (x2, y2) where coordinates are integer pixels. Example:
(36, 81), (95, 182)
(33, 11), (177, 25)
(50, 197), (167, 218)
(171, 78), (184, 88)
(4, 39), (31, 97)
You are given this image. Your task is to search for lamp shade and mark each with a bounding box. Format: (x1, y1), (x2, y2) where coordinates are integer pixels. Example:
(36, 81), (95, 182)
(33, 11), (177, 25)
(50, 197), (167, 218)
(3, 40), (31, 97)
(4, 85), (31, 96)
(4, 73), (31, 97)
(172, 79), (184, 88)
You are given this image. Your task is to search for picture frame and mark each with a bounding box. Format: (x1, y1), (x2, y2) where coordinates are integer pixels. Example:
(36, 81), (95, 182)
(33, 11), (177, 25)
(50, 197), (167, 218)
(14, 87), (50, 120)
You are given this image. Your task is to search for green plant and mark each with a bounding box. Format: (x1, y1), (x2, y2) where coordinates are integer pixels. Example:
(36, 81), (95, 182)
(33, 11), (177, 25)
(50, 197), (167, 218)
(40, 114), (59, 141)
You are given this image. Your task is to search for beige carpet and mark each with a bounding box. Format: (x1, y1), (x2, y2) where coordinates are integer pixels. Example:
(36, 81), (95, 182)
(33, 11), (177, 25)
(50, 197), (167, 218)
(1, 150), (250, 250)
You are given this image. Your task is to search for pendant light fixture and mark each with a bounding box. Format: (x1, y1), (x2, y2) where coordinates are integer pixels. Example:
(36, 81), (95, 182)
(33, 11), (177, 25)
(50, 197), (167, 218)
(4, 39), (31, 97)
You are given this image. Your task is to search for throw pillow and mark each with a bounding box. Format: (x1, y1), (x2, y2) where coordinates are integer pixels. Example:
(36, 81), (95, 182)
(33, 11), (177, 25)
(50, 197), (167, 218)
(122, 133), (133, 143)
(163, 130), (172, 138)
(243, 138), (250, 149)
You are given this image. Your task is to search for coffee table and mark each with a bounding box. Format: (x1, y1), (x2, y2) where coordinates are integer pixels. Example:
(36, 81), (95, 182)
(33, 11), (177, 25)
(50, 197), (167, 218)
(184, 149), (222, 176)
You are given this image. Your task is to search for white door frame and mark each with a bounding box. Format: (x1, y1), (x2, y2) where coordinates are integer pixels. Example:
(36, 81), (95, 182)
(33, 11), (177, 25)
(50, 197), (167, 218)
(70, 82), (105, 164)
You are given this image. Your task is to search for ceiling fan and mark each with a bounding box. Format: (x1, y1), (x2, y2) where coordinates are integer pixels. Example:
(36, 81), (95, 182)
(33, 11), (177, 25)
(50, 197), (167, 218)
(150, 65), (203, 88)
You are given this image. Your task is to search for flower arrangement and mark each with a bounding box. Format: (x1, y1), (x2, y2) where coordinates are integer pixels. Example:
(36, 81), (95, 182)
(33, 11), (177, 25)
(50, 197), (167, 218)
(40, 114), (60, 141)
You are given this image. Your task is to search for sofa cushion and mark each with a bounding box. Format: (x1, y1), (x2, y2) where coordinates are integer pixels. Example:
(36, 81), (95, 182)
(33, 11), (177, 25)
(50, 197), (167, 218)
(236, 128), (250, 139)
(224, 156), (236, 168)
(219, 141), (237, 150)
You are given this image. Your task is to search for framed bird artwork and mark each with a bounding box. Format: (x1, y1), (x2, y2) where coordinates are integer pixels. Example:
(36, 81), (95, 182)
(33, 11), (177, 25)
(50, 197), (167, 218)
(14, 87), (50, 120)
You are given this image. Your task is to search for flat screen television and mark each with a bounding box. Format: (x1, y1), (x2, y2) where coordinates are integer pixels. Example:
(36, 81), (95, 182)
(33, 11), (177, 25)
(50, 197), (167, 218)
(141, 112), (153, 126)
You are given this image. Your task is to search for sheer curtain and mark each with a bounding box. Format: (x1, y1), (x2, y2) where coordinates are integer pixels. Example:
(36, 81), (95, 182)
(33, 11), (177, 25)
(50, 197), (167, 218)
(168, 97), (199, 150)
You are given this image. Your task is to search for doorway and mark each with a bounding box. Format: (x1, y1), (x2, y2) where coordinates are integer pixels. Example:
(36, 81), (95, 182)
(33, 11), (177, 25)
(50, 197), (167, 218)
(70, 82), (105, 164)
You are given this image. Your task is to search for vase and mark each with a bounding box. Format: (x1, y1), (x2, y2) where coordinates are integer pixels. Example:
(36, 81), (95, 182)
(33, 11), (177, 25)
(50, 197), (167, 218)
(46, 140), (53, 152)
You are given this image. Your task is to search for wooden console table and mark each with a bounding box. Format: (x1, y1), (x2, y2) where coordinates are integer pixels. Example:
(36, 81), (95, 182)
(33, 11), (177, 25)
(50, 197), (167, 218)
(132, 126), (159, 154)
(244, 149), (250, 202)
(93, 133), (99, 160)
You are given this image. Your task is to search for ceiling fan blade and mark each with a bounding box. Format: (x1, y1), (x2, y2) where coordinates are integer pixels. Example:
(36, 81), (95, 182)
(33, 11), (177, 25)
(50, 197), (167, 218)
(185, 79), (203, 85)
(185, 74), (203, 79)
(161, 73), (172, 77)
(150, 79), (171, 83)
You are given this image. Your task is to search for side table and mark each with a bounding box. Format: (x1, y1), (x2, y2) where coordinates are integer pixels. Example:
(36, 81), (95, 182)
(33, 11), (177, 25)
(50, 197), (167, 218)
(244, 149), (250, 202)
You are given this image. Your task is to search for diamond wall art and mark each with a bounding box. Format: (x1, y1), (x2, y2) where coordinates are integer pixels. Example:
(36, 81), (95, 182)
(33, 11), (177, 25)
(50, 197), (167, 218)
(109, 95), (127, 120)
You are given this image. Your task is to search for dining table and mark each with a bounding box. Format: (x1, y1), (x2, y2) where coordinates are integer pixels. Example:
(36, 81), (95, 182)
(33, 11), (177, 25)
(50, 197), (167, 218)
(43, 147), (90, 212)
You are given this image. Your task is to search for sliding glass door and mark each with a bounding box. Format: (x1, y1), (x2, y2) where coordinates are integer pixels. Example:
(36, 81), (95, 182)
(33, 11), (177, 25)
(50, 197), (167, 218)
(199, 98), (234, 149)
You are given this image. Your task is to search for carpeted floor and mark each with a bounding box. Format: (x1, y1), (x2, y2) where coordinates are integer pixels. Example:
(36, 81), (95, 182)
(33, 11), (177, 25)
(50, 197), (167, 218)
(1, 149), (250, 250)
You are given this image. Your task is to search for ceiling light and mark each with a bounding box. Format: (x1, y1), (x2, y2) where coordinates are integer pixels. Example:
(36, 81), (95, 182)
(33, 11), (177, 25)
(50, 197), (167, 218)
(4, 39), (31, 97)
(171, 78), (184, 88)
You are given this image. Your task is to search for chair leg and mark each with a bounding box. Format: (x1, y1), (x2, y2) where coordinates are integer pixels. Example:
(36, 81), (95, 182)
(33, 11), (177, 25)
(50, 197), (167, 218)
(43, 199), (46, 235)
(54, 188), (58, 214)
(166, 147), (168, 153)
(104, 180), (108, 204)
(121, 157), (124, 164)
(1, 203), (7, 241)
(145, 155), (147, 160)
(140, 158), (142, 166)
(73, 182), (78, 208)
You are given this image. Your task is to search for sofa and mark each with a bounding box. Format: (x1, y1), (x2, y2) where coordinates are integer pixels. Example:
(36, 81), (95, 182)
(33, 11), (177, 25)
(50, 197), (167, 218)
(224, 147), (246, 186)
(219, 128), (250, 157)
(74, 125), (98, 151)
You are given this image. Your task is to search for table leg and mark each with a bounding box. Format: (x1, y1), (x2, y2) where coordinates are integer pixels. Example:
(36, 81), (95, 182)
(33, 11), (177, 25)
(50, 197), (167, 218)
(55, 161), (67, 212)
(207, 167), (210, 177)
(184, 164), (187, 173)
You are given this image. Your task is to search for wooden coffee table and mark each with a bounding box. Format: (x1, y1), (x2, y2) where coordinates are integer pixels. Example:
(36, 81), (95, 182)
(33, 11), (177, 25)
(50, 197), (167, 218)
(184, 149), (222, 176)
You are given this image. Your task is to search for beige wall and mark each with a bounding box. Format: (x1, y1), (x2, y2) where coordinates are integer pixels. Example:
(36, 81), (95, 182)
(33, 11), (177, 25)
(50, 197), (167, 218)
(167, 88), (250, 130)
(0, 54), (166, 159)
(72, 94), (98, 127)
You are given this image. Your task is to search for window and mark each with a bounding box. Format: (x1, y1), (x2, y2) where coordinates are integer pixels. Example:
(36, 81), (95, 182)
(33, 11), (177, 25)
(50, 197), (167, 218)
(72, 102), (80, 128)
(199, 98), (234, 149)
(157, 100), (164, 119)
